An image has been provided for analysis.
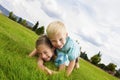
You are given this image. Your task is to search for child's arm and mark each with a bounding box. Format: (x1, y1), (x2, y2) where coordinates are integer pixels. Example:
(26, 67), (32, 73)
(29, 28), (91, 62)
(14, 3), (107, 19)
(37, 57), (57, 75)
(59, 64), (66, 71)
(66, 60), (75, 76)
(29, 49), (37, 57)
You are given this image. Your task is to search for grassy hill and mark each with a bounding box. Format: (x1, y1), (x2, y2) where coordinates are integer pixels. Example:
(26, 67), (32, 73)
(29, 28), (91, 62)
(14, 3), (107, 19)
(0, 14), (119, 80)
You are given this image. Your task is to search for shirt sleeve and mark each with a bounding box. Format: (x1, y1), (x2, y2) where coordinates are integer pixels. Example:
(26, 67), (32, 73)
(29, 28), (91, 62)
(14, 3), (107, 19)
(67, 45), (80, 61)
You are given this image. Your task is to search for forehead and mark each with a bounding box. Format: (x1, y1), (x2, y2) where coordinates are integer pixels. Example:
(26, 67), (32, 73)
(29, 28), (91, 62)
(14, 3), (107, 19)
(49, 32), (65, 40)
(37, 44), (51, 51)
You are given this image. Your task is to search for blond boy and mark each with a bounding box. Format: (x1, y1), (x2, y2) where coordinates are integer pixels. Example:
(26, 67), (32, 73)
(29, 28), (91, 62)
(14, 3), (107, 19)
(46, 21), (80, 76)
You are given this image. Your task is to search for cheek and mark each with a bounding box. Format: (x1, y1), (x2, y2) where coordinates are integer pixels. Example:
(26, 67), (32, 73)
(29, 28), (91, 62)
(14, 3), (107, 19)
(49, 51), (53, 56)
(62, 39), (66, 44)
(51, 51), (54, 56)
(51, 42), (56, 46)
(41, 54), (45, 58)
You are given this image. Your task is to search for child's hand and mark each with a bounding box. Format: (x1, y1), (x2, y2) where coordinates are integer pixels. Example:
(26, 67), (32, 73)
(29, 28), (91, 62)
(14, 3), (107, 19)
(47, 70), (58, 75)
(45, 68), (53, 75)
(44, 68), (55, 75)
(44, 67), (58, 75)
(52, 71), (58, 74)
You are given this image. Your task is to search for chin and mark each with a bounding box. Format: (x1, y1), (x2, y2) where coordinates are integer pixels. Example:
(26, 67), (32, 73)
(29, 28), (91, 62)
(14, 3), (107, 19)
(59, 46), (63, 49)
(58, 47), (62, 49)
(57, 46), (63, 49)
(45, 58), (51, 61)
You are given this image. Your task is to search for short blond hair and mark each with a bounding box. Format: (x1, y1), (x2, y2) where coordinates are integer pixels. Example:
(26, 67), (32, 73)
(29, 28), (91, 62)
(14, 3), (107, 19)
(46, 21), (67, 38)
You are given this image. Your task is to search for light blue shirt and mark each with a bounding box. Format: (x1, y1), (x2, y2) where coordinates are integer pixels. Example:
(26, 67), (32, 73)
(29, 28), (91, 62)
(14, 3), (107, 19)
(55, 37), (80, 67)
(55, 52), (69, 67)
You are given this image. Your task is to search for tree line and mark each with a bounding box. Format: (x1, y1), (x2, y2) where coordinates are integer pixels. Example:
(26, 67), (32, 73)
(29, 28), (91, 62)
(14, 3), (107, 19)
(80, 48), (120, 78)
(8, 11), (44, 35)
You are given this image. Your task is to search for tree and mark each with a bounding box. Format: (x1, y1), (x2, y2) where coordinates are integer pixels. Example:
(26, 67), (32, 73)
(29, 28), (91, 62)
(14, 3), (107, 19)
(80, 51), (89, 61)
(32, 21), (39, 31)
(90, 51), (101, 65)
(115, 69), (120, 78)
(106, 63), (117, 72)
(8, 11), (17, 21)
(8, 12), (13, 19)
(22, 19), (27, 26)
(98, 63), (106, 70)
(17, 17), (22, 24)
(12, 16), (17, 21)
(35, 26), (44, 35)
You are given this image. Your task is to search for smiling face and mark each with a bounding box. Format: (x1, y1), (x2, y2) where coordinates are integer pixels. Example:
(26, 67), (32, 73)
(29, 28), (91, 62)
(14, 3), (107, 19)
(49, 32), (68, 49)
(46, 21), (68, 49)
(37, 44), (54, 61)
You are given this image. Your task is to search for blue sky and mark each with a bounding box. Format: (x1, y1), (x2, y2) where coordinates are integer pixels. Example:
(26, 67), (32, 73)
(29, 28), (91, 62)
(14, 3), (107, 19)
(0, 0), (120, 69)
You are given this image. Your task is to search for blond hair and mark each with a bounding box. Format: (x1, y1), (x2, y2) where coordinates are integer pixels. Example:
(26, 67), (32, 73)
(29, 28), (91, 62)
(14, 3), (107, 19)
(46, 21), (67, 38)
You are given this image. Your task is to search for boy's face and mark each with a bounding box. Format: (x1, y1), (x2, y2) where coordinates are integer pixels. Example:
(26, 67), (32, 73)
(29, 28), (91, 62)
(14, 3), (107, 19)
(37, 44), (54, 61)
(49, 32), (68, 49)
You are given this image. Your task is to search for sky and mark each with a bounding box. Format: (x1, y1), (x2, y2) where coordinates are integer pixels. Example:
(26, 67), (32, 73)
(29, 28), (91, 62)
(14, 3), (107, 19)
(0, 0), (120, 69)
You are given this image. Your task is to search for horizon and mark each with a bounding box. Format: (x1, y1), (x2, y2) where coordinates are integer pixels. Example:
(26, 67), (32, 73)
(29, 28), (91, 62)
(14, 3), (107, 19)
(0, 0), (120, 69)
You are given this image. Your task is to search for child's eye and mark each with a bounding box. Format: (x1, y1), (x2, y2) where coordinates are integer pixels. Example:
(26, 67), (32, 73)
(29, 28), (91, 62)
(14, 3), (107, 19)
(60, 38), (63, 41)
(51, 40), (56, 43)
(44, 51), (47, 54)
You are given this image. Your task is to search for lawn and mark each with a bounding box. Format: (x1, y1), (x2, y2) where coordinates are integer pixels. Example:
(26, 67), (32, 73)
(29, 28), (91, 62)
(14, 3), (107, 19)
(0, 14), (118, 80)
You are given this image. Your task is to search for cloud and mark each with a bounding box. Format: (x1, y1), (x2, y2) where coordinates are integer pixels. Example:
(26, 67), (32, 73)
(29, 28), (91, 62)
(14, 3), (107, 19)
(41, 0), (64, 19)
(93, 0), (120, 26)
(0, 0), (14, 11)
(80, 34), (102, 47)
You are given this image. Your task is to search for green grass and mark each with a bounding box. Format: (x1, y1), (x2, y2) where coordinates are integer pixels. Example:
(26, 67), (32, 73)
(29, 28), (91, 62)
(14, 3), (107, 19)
(0, 14), (119, 80)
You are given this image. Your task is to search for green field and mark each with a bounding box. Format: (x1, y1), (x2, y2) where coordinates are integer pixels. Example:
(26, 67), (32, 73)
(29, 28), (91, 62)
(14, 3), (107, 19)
(0, 14), (119, 80)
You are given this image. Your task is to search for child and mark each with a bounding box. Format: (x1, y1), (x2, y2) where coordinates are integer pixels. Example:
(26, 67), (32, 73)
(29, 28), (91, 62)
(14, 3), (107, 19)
(29, 35), (56, 75)
(46, 21), (80, 76)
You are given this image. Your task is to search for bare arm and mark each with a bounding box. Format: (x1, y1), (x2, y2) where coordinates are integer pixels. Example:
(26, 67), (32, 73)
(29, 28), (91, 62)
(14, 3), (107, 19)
(29, 49), (37, 57)
(59, 64), (65, 71)
(66, 60), (75, 76)
(37, 57), (57, 75)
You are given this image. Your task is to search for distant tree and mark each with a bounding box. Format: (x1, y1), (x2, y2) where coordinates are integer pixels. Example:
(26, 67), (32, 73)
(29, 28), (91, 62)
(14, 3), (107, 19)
(98, 63), (106, 70)
(80, 51), (89, 61)
(8, 11), (17, 21)
(8, 12), (13, 19)
(35, 26), (44, 35)
(17, 17), (22, 24)
(32, 21), (39, 31)
(12, 16), (17, 21)
(22, 19), (27, 26)
(90, 51), (101, 65)
(115, 68), (120, 78)
(106, 63), (117, 72)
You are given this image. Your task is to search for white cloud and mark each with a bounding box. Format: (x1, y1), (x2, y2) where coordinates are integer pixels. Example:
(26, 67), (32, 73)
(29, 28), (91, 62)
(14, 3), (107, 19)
(93, 0), (120, 26)
(41, 0), (64, 19)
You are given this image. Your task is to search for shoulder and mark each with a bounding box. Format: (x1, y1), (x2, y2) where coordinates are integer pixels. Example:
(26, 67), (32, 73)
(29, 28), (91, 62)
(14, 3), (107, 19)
(65, 37), (74, 46)
(66, 36), (79, 48)
(66, 37), (80, 53)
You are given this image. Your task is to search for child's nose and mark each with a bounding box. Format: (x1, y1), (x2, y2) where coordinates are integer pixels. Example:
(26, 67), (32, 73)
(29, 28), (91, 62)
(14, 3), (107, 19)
(57, 41), (61, 46)
(42, 54), (47, 59)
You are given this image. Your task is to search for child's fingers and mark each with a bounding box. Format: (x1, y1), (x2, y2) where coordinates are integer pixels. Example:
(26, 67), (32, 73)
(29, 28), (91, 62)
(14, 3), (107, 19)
(52, 71), (58, 74)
